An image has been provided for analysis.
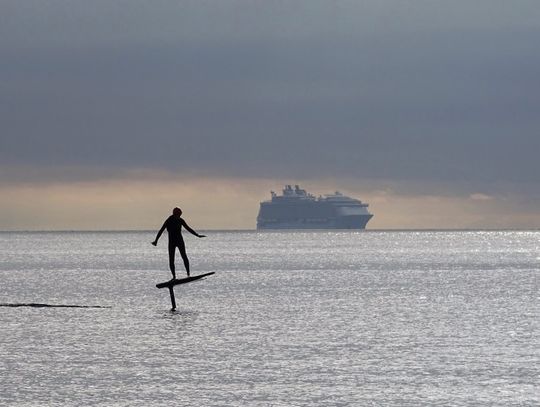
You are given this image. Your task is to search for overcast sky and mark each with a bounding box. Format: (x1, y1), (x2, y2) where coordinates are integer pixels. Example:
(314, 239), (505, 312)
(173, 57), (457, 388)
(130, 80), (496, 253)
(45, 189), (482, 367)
(1, 1), (539, 229)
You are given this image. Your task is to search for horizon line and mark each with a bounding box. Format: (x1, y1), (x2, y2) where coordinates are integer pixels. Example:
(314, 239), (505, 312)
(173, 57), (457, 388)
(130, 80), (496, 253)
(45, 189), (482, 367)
(1, 228), (539, 233)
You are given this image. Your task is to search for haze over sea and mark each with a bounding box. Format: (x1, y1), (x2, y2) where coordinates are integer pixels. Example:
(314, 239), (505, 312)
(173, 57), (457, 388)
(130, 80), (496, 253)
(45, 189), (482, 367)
(1, 230), (538, 406)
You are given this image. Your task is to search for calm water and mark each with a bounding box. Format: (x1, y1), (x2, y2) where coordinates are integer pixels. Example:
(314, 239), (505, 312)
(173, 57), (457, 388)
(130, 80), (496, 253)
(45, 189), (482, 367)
(0, 231), (538, 406)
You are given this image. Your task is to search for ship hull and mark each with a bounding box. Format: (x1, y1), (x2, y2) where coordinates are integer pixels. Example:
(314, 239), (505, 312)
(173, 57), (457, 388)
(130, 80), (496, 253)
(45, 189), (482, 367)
(257, 214), (373, 230)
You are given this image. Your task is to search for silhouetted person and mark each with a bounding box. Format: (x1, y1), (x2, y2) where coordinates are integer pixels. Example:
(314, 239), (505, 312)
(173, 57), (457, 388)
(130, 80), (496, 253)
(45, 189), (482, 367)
(152, 207), (205, 279)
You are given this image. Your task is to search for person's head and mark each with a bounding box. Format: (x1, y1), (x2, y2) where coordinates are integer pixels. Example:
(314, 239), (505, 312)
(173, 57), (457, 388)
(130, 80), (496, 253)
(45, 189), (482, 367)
(172, 207), (182, 217)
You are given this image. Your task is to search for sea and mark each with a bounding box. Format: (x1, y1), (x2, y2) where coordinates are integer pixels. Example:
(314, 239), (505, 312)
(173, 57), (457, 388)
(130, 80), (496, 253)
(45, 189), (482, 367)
(0, 230), (538, 406)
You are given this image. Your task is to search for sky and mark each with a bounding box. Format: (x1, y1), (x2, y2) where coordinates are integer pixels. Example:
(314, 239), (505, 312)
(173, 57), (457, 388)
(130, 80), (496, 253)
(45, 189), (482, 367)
(1, 1), (540, 230)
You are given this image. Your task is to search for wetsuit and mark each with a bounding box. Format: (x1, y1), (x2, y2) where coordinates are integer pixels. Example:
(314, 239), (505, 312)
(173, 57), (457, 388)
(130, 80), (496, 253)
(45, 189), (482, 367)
(155, 215), (199, 277)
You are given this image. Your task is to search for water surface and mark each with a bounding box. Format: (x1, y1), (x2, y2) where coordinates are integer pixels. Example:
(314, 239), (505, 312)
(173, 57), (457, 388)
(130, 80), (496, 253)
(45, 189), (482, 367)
(1, 231), (538, 406)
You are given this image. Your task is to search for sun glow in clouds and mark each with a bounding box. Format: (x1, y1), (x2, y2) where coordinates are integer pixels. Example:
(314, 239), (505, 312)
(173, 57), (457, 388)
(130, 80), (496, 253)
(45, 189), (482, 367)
(1, 171), (538, 230)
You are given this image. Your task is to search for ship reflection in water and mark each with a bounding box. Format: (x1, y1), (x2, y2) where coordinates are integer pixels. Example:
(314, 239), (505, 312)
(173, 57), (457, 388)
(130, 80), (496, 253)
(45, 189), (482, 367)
(257, 185), (373, 229)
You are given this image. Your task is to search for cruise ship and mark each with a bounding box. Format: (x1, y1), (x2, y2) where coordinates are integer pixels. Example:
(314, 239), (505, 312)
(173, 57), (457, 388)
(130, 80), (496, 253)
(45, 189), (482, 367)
(257, 185), (373, 229)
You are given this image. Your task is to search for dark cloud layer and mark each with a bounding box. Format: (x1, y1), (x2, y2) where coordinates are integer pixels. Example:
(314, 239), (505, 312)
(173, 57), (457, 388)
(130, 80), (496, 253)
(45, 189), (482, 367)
(1, 1), (539, 198)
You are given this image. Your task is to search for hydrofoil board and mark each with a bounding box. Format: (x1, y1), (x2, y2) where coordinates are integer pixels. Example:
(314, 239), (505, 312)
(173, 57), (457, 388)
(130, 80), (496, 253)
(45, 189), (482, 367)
(156, 272), (215, 289)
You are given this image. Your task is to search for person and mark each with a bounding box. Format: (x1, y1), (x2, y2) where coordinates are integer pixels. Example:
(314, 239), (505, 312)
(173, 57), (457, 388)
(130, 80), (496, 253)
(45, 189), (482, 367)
(152, 207), (205, 279)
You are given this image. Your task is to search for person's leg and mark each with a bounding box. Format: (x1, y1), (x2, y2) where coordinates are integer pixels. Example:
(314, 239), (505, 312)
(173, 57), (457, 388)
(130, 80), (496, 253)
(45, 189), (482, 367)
(178, 239), (190, 277)
(168, 242), (176, 279)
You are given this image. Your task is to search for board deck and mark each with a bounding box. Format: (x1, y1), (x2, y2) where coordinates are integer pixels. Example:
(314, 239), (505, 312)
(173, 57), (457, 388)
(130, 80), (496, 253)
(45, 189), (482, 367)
(156, 272), (215, 289)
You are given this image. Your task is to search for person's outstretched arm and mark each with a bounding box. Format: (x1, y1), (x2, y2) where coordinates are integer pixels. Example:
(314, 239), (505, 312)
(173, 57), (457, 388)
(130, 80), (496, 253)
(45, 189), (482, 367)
(181, 219), (206, 238)
(152, 220), (167, 246)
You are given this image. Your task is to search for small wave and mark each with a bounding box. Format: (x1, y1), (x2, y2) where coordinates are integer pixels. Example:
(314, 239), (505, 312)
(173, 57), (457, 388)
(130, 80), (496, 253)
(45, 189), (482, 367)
(0, 303), (110, 308)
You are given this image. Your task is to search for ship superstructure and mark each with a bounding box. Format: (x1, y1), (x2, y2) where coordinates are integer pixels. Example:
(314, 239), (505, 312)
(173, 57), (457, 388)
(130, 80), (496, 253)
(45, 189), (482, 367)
(257, 185), (373, 229)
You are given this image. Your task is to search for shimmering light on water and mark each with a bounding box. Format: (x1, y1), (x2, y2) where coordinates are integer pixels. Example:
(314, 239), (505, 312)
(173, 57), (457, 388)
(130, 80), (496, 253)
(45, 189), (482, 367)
(1, 231), (538, 406)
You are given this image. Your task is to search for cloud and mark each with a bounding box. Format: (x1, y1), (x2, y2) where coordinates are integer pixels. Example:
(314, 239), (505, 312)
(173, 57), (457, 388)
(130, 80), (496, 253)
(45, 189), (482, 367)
(2, 34), (539, 188)
(469, 193), (493, 201)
